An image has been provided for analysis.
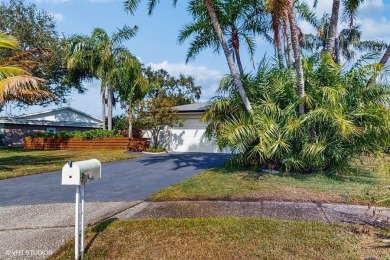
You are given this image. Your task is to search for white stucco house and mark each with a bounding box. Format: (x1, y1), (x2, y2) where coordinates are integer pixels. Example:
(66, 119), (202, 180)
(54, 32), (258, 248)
(146, 102), (228, 153)
(0, 107), (102, 147)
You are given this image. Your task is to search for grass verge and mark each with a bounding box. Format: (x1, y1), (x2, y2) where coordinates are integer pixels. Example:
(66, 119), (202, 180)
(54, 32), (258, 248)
(50, 217), (390, 260)
(151, 156), (390, 206)
(0, 148), (137, 179)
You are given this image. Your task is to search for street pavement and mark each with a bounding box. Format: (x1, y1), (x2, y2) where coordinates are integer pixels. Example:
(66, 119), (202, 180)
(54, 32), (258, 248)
(0, 152), (230, 206)
(0, 152), (230, 259)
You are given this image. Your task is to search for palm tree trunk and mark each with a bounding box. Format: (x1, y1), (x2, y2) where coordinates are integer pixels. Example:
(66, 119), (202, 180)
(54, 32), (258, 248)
(107, 86), (113, 130)
(101, 85), (106, 130)
(204, 0), (252, 113)
(325, 0), (340, 58)
(288, 2), (305, 115)
(234, 47), (245, 75)
(368, 44), (390, 85)
(128, 107), (133, 138)
(284, 20), (293, 68)
(335, 38), (340, 64)
(276, 44), (283, 68)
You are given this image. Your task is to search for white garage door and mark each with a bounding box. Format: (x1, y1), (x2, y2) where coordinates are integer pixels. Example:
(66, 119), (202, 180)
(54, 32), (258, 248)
(169, 118), (220, 153)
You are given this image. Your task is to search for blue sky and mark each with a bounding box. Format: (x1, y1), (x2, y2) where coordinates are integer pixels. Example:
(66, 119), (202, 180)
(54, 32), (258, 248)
(2, 0), (390, 119)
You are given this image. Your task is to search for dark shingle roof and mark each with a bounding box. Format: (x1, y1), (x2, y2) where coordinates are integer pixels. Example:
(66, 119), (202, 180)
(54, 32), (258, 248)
(172, 102), (210, 112)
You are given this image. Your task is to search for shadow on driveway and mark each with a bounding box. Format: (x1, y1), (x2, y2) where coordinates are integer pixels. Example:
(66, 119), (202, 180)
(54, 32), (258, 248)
(136, 152), (231, 171)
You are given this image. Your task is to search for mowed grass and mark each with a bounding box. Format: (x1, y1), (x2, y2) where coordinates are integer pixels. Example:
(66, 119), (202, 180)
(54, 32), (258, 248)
(50, 217), (390, 260)
(151, 155), (390, 206)
(0, 148), (137, 179)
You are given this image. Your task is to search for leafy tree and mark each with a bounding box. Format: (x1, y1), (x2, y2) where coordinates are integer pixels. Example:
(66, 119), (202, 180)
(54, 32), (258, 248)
(143, 66), (201, 106)
(136, 96), (184, 148)
(0, 32), (54, 105)
(124, 0), (253, 113)
(0, 0), (84, 105)
(66, 26), (138, 130)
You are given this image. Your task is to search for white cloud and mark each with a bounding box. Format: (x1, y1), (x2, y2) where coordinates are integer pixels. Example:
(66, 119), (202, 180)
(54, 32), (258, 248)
(360, 0), (384, 11)
(148, 60), (223, 101)
(34, 0), (70, 4)
(49, 12), (64, 23)
(357, 16), (390, 41)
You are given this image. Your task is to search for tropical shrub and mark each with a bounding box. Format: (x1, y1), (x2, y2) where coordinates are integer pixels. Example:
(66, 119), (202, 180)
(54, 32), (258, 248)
(30, 129), (121, 139)
(204, 54), (390, 174)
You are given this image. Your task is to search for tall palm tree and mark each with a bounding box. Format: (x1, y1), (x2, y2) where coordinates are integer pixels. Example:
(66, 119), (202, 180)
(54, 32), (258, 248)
(66, 26), (138, 130)
(322, 0), (366, 59)
(112, 50), (147, 137)
(124, 0), (253, 113)
(265, 0), (305, 114)
(178, 0), (271, 75)
(287, 0), (305, 115)
(0, 32), (53, 105)
(302, 14), (387, 63)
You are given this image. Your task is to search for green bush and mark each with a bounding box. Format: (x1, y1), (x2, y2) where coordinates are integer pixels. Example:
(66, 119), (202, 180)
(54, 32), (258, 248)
(204, 54), (390, 174)
(30, 129), (121, 139)
(145, 147), (166, 153)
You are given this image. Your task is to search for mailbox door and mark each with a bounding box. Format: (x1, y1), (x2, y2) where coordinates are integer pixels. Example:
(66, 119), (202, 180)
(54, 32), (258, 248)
(61, 165), (81, 185)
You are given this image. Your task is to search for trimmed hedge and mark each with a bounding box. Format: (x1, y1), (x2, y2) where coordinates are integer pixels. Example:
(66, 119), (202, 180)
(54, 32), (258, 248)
(30, 129), (121, 139)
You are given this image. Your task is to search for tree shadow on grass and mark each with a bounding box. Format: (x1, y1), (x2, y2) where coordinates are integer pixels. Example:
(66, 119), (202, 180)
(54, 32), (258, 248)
(84, 218), (118, 255)
(0, 153), (71, 171)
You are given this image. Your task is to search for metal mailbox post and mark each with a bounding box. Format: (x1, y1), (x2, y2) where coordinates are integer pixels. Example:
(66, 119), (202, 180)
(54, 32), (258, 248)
(61, 159), (101, 260)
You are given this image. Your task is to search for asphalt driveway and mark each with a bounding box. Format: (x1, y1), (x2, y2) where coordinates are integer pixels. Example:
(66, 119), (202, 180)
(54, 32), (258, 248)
(0, 152), (230, 206)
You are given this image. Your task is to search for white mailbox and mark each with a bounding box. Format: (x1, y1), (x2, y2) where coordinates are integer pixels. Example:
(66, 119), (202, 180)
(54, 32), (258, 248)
(61, 159), (101, 185)
(61, 158), (102, 260)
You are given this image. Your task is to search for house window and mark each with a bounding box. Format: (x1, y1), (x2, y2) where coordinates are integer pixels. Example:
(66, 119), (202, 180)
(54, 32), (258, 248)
(47, 127), (56, 133)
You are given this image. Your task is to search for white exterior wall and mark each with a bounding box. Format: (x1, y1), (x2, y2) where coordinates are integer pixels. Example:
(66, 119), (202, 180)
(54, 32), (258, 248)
(169, 115), (219, 153)
(142, 112), (230, 153)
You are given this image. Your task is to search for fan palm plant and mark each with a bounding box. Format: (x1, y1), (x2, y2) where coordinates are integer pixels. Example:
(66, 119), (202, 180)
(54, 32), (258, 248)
(0, 32), (53, 105)
(204, 54), (390, 173)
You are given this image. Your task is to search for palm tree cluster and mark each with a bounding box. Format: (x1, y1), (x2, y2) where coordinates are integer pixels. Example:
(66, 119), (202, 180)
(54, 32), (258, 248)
(204, 54), (390, 173)
(66, 26), (143, 131)
(124, 0), (390, 173)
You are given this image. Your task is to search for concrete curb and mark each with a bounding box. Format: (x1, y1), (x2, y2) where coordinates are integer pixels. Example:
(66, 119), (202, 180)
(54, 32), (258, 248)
(114, 200), (390, 228)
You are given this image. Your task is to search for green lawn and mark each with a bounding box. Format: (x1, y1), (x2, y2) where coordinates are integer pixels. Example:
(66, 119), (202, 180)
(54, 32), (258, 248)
(151, 155), (390, 206)
(50, 218), (389, 260)
(0, 148), (137, 179)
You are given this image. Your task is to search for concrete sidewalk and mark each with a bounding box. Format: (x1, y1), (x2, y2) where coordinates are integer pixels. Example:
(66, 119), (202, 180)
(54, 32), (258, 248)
(1, 200), (390, 259)
(114, 200), (390, 228)
(0, 201), (140, 260)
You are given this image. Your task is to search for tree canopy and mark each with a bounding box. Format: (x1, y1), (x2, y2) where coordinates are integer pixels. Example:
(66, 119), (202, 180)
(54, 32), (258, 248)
(0, 0), (85, 106)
